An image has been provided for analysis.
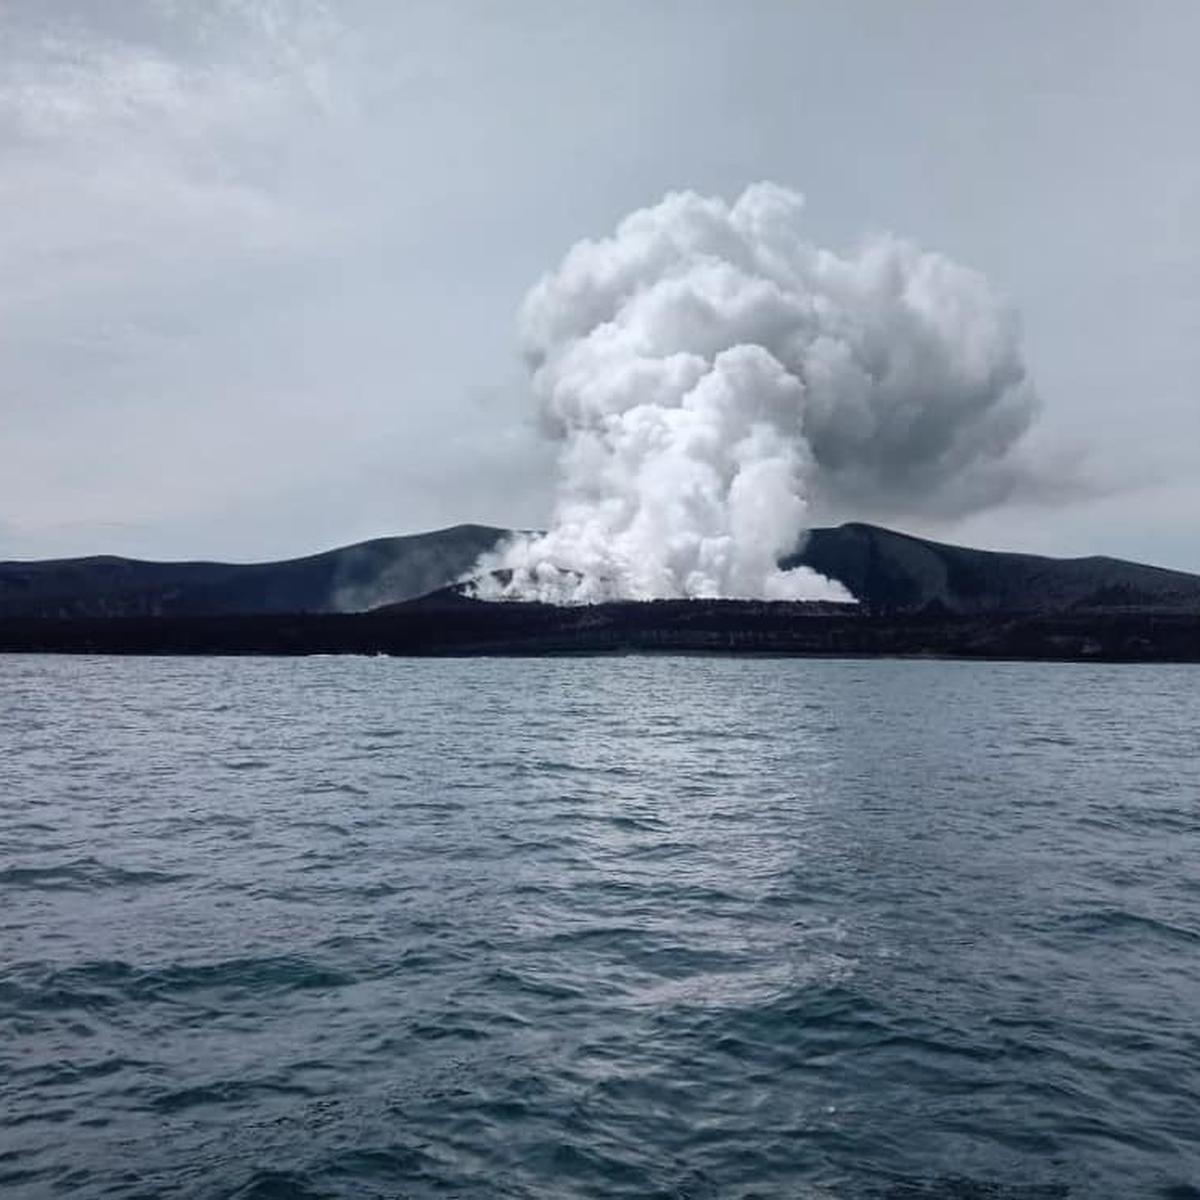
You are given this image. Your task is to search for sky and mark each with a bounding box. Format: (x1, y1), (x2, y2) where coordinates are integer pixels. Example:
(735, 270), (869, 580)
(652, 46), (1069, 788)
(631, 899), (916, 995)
(2, 0), (1198, 569)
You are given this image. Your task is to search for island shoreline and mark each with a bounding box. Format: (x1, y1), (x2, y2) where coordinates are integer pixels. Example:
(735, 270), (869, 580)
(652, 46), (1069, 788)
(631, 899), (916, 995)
(2, 601), (1198, 663)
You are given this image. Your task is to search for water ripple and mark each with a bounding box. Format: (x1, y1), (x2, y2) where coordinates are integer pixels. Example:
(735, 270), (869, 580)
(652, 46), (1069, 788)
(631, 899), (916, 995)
(1, 655), (1198, 1198)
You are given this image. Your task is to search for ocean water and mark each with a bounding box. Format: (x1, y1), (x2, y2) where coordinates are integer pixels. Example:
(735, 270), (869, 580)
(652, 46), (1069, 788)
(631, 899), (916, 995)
(2, 655), (1199, 1200)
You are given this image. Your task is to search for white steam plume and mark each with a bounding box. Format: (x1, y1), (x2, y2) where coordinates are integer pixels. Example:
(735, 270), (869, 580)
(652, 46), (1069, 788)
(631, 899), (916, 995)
(474, 184), (1036, 604)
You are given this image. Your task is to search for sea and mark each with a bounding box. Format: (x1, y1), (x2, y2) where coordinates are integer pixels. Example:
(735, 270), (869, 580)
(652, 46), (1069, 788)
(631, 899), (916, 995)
(2, 654), (1198, 1199)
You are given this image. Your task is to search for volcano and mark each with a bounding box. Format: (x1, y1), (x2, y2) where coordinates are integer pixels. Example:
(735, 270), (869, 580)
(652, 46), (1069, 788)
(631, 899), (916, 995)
(3, 522), (1199, 620)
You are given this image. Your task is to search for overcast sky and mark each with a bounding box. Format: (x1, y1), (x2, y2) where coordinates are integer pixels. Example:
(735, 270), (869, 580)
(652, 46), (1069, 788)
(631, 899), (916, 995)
(2, 0), (1198, 568)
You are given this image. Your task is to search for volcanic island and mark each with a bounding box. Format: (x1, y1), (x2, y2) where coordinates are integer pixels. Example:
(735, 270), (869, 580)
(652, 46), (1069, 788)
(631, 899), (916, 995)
(2, 523), (1199, 662)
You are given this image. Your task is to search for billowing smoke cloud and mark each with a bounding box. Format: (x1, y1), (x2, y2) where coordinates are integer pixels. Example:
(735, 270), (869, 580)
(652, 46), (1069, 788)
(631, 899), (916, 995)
(474, 183), (1036, 603)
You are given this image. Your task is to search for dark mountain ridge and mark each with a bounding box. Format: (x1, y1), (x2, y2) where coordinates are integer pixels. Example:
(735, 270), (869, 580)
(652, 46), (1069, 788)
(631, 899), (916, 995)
(0, 524), (506, 619)
(788, 523), (1200, 614)
(1, 521), (1198, 619)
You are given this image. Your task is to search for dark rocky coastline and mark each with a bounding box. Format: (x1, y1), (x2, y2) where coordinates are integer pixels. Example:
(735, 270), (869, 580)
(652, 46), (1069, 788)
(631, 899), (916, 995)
(2, 596), (1198, 661)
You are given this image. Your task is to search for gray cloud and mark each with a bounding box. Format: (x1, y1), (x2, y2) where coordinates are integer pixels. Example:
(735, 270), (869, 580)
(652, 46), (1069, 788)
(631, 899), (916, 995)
(1, 1), (1198, 569)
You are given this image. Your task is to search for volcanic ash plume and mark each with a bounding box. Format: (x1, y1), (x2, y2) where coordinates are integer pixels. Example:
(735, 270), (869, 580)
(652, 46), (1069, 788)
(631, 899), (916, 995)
(473, 184), (1036, 604)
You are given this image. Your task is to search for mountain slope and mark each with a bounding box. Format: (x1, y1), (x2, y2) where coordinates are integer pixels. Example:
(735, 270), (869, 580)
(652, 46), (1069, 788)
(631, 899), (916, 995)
(786, 523), (1200, 613)
(0, 525), (507, 618)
